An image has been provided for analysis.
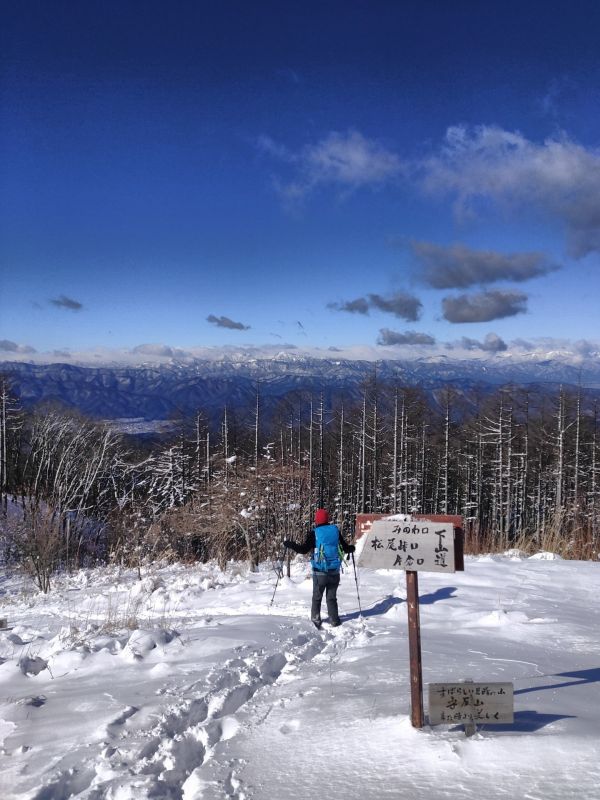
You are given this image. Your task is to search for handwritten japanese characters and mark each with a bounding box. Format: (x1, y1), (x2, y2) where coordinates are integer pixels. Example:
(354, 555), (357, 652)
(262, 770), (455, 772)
(428, 683), (514, 725)
(358, 520), (456, 573)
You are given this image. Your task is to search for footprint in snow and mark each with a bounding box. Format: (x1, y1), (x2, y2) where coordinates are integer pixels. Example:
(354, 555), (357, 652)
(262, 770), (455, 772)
(279, 719), (301, 735)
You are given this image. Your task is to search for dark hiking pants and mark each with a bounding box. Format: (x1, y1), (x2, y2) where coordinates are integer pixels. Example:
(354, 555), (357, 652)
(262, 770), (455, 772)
(311, 571), (340, 625)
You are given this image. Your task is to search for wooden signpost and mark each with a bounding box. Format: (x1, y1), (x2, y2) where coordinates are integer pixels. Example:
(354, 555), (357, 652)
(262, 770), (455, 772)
(429, 681), (514, 736)
(357, 519), (458, 573)
(356, 514), (464, 729)
(356, 515), (516, 735)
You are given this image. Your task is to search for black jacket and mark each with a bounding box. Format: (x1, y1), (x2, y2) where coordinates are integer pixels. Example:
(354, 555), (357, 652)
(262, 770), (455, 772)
(286, 524), (355, 555)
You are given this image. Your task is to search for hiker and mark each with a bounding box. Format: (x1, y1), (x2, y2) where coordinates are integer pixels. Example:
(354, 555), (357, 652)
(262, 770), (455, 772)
(284, 508), (355, 629)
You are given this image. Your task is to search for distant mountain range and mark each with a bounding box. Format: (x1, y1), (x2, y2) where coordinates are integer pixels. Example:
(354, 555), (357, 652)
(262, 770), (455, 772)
(3, 352), (600, 428)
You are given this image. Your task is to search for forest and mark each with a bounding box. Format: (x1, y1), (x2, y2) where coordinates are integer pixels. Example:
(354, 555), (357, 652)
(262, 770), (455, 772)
(1, 374), (598, 591)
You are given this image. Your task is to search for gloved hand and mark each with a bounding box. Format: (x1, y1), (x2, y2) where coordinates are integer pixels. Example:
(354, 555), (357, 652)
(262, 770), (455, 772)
(347, 544), (356, 553)
(283, 540), (293, 549)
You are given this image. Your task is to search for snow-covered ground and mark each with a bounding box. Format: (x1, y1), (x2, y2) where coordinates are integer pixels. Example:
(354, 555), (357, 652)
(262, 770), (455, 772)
(1, 550), (599, 800)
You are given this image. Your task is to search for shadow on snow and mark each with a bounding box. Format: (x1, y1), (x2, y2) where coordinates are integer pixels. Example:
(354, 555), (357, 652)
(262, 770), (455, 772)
(342, 586), (458, 621)
(475, 709), (576, 733)
(454, 669), (600, 733)
(515, 667), (600, 696)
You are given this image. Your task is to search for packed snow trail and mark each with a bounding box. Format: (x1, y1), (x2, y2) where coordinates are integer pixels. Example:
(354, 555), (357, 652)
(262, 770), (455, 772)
(1, 555), (600, 799)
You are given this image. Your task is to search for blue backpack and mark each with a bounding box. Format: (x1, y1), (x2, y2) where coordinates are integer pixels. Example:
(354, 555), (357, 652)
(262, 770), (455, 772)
(311, 524), (342, 572)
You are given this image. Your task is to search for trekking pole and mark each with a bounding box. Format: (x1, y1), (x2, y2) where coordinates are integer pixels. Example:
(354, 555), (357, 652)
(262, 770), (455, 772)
(351, 552), (363, 618)
(270, 543), (288, 607)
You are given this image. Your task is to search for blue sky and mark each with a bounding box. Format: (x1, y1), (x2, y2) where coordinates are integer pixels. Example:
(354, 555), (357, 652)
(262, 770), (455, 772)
(2, 0), (600, 363)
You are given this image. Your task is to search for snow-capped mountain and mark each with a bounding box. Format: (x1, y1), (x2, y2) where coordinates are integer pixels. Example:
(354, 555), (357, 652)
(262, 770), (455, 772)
(2, 352), (600, 425)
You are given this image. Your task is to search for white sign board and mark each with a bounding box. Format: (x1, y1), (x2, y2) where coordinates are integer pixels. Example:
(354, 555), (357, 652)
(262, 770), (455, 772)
(429, 682), (514, 725)
(358, 520), (456, 573)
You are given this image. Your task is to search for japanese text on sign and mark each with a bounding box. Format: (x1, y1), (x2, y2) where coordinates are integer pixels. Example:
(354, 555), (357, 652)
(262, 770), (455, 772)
(428, 682), (514, 725)
(357, 520), (456, 573)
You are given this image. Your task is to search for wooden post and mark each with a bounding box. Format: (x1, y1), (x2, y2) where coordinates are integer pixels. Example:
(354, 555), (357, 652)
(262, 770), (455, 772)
(463, 679), (476, 737)
(406, 570), (424, 728)
(354, 514), (464, 731)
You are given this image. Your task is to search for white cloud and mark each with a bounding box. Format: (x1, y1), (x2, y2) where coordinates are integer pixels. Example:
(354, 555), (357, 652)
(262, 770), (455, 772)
(132, 343), (177, 357)
(377, 329), (435, 346)
(459, 332), (508, 353)
(0, 339), (37, 354)
(207, 314), (250, 331)
(50, 295), (84, 311)
(328, 291), (422, 321)
(421, 125), (600, 257)
(304, 130), (402, 187)
(1, 338), (598, 367)
(261, 129), (403, 202)
(442, 290), (528, 323)
(257, 135), (292, 161)
(260, 124), (600, 255)
(411, 240), (560, 288)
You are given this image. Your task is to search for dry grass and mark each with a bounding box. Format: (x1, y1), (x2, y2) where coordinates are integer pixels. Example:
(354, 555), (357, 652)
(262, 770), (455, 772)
(61, 578), (180, 650)
(464, 511), (599, 560)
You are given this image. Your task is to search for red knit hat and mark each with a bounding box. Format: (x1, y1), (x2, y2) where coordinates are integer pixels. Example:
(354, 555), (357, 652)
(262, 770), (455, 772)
(314, 508), (329, 525)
